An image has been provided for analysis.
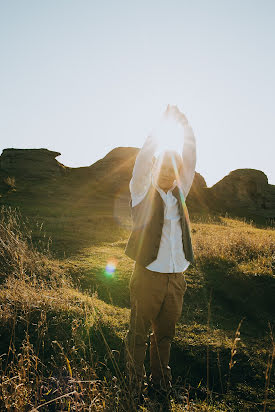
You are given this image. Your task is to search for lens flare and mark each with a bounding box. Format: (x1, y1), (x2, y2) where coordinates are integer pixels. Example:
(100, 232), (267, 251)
(171, 153), (190, 225)
(153, 117), (183, 155)
(104, 258), (118, 277)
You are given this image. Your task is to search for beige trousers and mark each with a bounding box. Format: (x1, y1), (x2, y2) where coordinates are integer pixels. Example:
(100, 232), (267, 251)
(125, 262), (187, 388)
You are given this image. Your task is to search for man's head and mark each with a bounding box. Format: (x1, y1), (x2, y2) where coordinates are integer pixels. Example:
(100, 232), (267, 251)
(153, 150), (183, 192)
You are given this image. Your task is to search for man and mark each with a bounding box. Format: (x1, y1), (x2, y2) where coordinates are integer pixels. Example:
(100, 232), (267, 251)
(124, 104), (197, 404)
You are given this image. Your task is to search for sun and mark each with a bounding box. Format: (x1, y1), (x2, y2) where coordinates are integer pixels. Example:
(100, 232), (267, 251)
(152, 116), (183, 156)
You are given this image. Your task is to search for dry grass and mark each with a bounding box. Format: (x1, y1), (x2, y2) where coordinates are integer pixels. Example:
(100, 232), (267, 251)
(0, 278), (131, 411)
(0, 205), (68, 287)
(192, 217), (275, 275)
(0, 206), (274, 411)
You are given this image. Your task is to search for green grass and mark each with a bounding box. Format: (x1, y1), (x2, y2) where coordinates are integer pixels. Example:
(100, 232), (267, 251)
(0, 190), (274, 410)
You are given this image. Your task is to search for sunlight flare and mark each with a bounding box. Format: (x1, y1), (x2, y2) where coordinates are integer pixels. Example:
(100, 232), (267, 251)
(153, 116), (183, 155)
(104, 258), (118, 277)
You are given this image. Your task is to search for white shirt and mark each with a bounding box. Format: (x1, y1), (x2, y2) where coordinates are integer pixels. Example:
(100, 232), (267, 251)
(129, 120), (197, 273)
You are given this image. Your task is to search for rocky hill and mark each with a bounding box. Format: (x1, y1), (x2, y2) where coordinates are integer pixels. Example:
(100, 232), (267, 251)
(0, 147), (274, 225)
(204, 169), (275, 221)
(0, 148), (66, 177)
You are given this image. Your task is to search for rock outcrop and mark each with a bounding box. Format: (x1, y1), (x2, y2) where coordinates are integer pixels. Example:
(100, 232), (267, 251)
(0, 146), (274, 224)
(0, 148), (65, 177)
(186, 172), (208, 212)
(204, 169), (275, 220)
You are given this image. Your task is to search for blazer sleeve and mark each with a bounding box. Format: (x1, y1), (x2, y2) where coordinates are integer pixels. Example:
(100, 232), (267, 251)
(178, 122), (197, 199)
(130, 134), (158, 207)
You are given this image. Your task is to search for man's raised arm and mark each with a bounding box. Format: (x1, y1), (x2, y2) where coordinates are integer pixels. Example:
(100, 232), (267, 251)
(178, 115), (197, 199)
(129, 134), (158, 207)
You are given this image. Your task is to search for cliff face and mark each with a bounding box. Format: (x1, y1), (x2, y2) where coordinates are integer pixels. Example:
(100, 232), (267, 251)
(0, 148), (65, 177)
(204, 169), (275, 221)
(210, 169), (268, 207)
(0, 147), (274, 223)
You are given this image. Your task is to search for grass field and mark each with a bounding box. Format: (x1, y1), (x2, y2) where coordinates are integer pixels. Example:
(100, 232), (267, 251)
(0, 193), (274, 411)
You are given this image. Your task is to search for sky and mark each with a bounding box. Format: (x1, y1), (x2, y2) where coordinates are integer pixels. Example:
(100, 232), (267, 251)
(0, 0), (274, 187)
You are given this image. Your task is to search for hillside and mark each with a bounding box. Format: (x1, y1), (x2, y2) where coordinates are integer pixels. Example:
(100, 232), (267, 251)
(0, 148), (274, 410)
(0, 147), (275, 228)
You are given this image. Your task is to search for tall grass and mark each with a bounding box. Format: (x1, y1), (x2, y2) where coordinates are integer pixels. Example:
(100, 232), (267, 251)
(0, 206), (274, 411)
(0, 205), (66, 287)
(189, 218), (275, 294)
(193, 218), (275, 271)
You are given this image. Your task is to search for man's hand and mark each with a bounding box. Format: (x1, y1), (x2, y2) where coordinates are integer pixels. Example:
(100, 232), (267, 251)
(164, 104), (188, 125)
